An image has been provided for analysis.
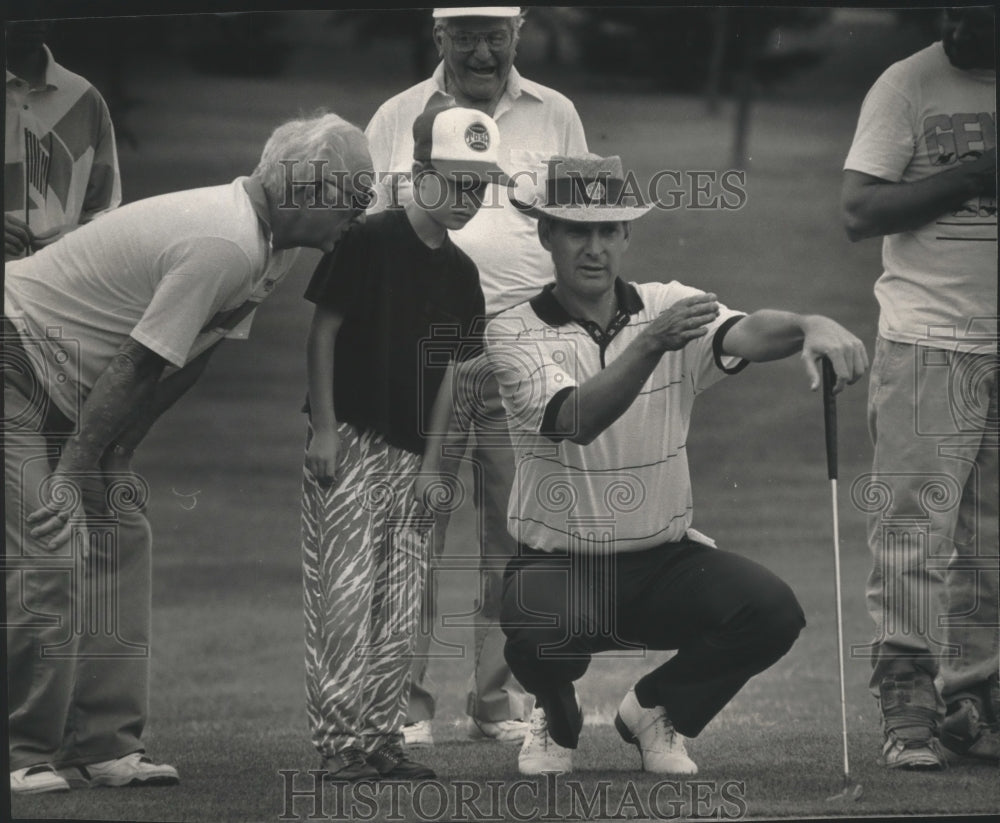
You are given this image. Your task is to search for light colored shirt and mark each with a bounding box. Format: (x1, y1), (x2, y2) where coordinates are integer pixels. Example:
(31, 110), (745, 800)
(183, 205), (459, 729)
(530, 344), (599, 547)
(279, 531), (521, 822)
(844, 42), (996, 352)
(5, 46), (121, 247)
(365, 63), (588, 313)
(4, 178), (297, 421)
(485, 279), (746, 553)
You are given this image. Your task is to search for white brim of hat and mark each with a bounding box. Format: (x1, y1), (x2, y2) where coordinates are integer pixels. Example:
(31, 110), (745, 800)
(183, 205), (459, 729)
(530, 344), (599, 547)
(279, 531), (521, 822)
(433, 7), (520, 18)
(510, 194), (652, 222)
(429, 158), (512, 186)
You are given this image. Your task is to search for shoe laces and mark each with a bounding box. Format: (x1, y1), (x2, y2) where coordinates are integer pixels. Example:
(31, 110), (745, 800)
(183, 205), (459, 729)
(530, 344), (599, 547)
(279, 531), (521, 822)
(654, 711), (679, 747)
(528, 709), (553, 747)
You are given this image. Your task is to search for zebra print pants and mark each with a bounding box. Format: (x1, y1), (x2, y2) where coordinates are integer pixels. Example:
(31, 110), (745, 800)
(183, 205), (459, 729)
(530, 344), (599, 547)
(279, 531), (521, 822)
(301, 422), (431, 756)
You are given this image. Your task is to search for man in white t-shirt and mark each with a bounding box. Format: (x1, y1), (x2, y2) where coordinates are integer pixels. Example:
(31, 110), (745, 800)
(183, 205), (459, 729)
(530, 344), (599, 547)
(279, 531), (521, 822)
(841, 6), (997, 770)
(3, 112), (373, 795)
(487, 153), (868, 776)
(365, 6), (588, 747)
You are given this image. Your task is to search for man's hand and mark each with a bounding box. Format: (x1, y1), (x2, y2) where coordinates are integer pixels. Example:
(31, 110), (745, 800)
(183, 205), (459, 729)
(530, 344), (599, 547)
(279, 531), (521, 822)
(305, 428), (340, 486)
(800, 315), (869, 394)
(26, 471), (87, 551)
(965, 146), (996, 198)
(5, 214), (33, 259)
(642, 293), (720, 353)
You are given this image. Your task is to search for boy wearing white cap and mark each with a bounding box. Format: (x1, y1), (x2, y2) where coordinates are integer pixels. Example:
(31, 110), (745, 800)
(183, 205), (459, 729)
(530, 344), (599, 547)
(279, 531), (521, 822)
(299, 106), (505, 782)
(366, 4), (588, 750)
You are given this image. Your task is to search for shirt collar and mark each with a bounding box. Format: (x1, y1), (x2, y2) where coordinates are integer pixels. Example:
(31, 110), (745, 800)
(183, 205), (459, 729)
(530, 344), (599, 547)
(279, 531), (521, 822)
(530, 278), (645, 327)
(241, 176), (273, 246)
(424, 62), (544, 109)
(6, 45), (62, 90)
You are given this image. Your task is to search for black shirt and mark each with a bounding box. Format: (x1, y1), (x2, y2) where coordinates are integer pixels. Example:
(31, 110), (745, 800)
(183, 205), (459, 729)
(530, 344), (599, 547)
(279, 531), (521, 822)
(304, 208), (485, 455)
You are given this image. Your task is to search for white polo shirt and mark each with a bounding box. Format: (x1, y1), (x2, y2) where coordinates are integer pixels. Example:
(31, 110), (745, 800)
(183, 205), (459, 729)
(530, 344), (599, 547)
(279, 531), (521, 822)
(485, 279), (747, 554)
(365, 63), (588, 313)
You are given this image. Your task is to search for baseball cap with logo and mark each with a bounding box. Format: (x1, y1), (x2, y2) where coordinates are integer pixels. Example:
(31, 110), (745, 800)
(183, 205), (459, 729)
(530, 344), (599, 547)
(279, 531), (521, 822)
(432, 7), (520, 18)
(412, 105), (512, 185)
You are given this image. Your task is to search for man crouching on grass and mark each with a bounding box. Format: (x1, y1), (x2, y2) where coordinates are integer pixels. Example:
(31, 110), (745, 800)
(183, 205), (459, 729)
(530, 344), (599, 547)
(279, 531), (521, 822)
(485, 154), (870, 776)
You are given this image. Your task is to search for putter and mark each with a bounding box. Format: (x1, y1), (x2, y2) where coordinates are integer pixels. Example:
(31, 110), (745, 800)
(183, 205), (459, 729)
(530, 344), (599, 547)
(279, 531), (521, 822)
(821, 357), (863, 803)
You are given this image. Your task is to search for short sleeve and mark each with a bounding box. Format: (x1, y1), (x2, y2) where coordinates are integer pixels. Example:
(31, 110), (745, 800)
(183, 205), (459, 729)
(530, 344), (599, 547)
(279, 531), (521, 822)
(130, 237), (251, 367)
(304, 223), (365, 311)
(844, 71), (917, 182)
(564, 104), (588, 155)
(485, 313), (579, 437)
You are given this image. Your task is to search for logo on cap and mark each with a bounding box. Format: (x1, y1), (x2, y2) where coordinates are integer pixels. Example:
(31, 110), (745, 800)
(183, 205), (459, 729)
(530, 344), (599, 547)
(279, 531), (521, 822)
(465, 123), (490, 152)
(585, 181), (606, 203)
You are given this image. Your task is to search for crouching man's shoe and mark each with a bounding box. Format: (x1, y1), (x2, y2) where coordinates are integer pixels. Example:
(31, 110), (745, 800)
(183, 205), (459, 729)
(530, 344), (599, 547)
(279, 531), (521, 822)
(58, 752), (180, 787)
(534, 683), (583, 749)
(11, 765), (70, 794)
(615, 686), (698, 775)
(518, 706), (572, 775)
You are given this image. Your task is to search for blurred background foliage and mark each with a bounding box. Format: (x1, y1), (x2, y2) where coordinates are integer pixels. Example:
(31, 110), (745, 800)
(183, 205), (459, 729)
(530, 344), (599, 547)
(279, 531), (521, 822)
(26, 7), (944, 162)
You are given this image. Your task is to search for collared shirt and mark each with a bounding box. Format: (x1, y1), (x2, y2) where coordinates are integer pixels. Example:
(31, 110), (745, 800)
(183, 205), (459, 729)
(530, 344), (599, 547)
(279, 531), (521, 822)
(5, 46), (121, 249)
(485, 279), (747, 554)
(365, 63), (588, 313)
(844, 42), (996, 352)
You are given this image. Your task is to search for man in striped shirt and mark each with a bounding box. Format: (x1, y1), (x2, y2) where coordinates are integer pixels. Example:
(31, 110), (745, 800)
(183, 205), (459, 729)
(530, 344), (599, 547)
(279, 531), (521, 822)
(5, 22), (121, 260)
(486, 154), (869, 776)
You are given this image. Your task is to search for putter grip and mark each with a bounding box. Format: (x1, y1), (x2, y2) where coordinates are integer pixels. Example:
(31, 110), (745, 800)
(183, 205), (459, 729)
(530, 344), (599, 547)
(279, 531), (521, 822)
(822, 357), (838, 480)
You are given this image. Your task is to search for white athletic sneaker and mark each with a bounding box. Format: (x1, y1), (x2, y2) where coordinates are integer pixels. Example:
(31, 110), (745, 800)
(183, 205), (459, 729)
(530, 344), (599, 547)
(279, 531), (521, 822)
(59, 752), (180, 787)
(615, 687), (698, 774)
(468, 717), (529, 743)
(518, 706), (573, 775)
(10, 765), (71, 794)
(402, 720), (434, 748)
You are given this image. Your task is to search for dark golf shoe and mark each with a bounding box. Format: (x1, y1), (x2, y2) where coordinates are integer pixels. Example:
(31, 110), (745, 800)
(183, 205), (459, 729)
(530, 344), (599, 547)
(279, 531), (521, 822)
(321, 748), (380, 782)
(367, 744), (436, 780)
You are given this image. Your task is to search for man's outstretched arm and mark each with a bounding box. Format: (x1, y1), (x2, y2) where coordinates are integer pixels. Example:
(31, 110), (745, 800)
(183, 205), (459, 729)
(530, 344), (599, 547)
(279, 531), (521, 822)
(552, 293), (720, 445)
(721, 310), (869, 394)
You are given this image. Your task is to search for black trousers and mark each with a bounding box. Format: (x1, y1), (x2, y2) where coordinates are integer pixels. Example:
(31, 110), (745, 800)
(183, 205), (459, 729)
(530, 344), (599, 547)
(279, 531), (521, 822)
(500, 538), (806, 738)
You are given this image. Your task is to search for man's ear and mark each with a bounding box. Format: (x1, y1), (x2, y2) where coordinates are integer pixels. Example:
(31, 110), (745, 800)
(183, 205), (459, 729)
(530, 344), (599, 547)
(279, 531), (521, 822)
(537, 216), (553, 252)
(622, 221), (631, 249)
(432, 25), (446, 58)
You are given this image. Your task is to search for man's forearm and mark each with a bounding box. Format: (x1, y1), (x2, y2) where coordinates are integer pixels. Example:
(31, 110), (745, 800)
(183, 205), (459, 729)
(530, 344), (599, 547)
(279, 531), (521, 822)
(842, 159), (993, 241)
(59, 338), (168, 472)
(555, 335), (663, 445)
(112, 344), (217, 453)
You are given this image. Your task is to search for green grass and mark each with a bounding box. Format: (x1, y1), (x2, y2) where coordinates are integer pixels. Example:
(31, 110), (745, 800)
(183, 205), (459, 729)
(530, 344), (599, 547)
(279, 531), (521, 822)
(9, 12), (1000, 823)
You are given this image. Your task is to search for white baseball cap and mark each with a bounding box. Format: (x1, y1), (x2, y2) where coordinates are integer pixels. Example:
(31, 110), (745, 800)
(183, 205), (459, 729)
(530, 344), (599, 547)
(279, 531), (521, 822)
(412, 105), (511, 185)
(432, 7), (520, 19)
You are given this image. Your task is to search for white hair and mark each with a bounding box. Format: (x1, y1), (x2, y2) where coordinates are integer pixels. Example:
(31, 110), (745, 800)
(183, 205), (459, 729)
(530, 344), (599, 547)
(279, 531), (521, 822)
(252, 112), (367, 200)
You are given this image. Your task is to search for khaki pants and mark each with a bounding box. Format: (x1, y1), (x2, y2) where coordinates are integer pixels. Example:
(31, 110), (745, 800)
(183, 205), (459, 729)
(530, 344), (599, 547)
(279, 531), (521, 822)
(863, 337), (999, 712)
(5, 354), (151, 771)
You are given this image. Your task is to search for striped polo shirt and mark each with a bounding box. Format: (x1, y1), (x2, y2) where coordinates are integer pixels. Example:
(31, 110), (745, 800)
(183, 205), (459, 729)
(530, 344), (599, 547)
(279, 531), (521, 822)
(485, 278), (747, 554)
(5, 46), (121, 247)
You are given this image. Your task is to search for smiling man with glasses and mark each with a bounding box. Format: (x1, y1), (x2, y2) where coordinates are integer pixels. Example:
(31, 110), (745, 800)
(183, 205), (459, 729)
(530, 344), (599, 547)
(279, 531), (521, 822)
(365, 7), (588, 749)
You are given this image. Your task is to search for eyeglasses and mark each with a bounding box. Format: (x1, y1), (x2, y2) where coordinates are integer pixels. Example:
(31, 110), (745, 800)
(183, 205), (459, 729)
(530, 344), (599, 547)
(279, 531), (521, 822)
(444, 28), (513, 52)
(323, 176), (373, 212)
